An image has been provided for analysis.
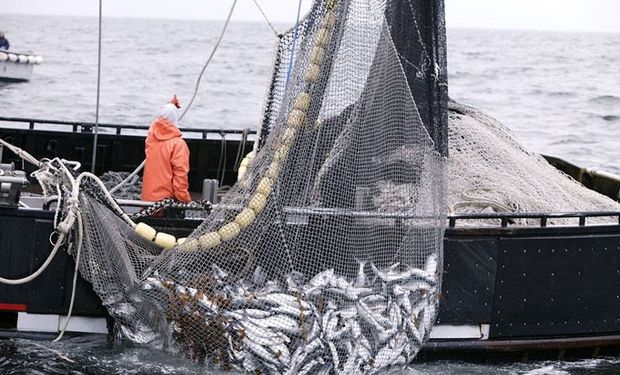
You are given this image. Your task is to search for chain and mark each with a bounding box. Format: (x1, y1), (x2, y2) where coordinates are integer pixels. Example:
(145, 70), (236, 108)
(131, 198), (213, 220)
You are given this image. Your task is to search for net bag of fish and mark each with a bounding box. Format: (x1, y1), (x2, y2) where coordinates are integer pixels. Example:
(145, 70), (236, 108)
(53, 0), (448, 373)
(447, 100), (620, 225)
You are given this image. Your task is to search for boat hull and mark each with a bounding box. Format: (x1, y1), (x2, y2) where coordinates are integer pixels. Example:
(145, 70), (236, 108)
(0, 60), (33, 82)
(1, 205), (618, 358)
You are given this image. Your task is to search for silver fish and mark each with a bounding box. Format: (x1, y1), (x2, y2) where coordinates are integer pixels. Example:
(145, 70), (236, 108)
(286, 271), (305, 291)
(241, 320), (290, 346)
(315, 363), (333, 375)
(289, 336), (323, 370)
(328, 341), (340, 370)
(297, 358), (321, 375)
(360, 294), (386, 305)
(270, 304), (308, 318)
(259, 293), (311, 310)
(378, 324), (398, 344)
(370, 262), (435, 284)
(210, 264), (229, 281)
(326, 314), (339, 336)
(337, 306), (358, 320)
(243, 336), (282, 368)
(326, 286), (374, 300)
(252, 265), (267, 286)
(330, 321), (350, 341)
(344, 340), (353, 357)
(229, 308), (272, 320)
(372, 346), (405, 372)
(425, 253), (438, 276)
(307, 269), (334, 289)
(357, 301), (388, 333)
(348, 319), (362, 339)
(399, 280), (433, 293)
(259, 314), (301, 336)
(404, 316), (423, 345)
(355, 260), (367, 287)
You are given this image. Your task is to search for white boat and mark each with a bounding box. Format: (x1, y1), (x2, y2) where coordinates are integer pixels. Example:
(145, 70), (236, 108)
(0, 51), (43, 82)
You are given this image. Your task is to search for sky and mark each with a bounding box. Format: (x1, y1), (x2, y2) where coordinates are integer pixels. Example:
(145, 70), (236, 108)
(2, 0), (620, 33)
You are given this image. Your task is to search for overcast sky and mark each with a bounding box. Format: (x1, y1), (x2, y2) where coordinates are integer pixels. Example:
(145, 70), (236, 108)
(2, 0), (619, 33)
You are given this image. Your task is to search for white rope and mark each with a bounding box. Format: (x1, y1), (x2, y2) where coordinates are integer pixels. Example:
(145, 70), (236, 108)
(26, 341), (75, 363)
(0, 138), (40, 167)
(179, 0), (238, 121)
(0, 233), (65, 285)
(54, 212), (83, 342)
(109, 159), (145, 194)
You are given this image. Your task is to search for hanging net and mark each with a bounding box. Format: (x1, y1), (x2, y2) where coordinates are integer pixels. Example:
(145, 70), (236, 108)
(45, 0), (448, 373)
(447, 100), (620, 224)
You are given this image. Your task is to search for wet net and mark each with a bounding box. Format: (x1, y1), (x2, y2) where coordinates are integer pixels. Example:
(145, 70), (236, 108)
(54, 0), (448, 373)
(447, 100), (620, 224)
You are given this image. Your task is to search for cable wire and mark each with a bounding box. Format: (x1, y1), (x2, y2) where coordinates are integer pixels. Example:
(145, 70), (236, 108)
(179, 0), (238, 121)
(251, 0), (280, 37)
(90, 0), (103, 173)
(284, 0), (304, 91)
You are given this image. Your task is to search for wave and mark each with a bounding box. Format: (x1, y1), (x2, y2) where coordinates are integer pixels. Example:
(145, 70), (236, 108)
(601, 114), (620, 122)
(589, 95), (620, 105)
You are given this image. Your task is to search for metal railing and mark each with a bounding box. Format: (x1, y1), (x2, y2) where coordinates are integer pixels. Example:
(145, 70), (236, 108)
(448, 211), (620, 228)
(0, 116), (257, 140)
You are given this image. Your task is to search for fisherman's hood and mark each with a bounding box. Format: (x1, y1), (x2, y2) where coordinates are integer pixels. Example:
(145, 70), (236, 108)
(148, 116), (182, 141)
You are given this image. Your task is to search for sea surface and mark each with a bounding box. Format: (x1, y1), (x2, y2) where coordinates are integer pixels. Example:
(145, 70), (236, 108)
(0, 13), (620, 375)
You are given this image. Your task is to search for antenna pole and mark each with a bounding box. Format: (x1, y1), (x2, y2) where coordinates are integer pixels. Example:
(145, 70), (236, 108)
(91, 0), (103, 174)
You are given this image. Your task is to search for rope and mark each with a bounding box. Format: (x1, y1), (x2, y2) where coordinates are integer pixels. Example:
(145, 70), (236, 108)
(233, 128), (249, 171)
(109, 160), (145, 194)
(251, 0), (280, 37)
(90, 0), (103, 173)
(130, 198), (212, 220)
(108, 0), (239, 192)
(54, 212), (83, 342)
(0, 138), (40, 167)
(0, 233), (65, 285)
(449, 188), (515, 214)
(179, 0), (238, 121)
(284, 0), (304, 91)
(217, 134), (227, 184)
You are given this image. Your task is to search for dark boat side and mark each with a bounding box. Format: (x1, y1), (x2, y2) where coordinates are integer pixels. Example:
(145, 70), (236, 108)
(0, 124), (619, 359)
(1, 0), (619, 363)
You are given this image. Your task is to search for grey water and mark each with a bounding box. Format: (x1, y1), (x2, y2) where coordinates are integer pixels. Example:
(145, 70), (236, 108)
(0, 13), (619, 374)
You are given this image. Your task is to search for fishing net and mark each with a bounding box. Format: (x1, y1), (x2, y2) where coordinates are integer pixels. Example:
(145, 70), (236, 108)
(447, 100), (620, 224)
(51, 0), (448, 373)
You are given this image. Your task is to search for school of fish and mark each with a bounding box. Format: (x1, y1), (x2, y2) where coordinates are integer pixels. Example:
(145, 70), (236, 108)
(136, 254), (440, 374)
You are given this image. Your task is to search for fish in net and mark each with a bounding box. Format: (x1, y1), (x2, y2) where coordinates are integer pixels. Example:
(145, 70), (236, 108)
(40, 0), (448, 373)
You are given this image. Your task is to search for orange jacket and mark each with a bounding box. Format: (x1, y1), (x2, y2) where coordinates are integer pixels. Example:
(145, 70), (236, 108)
(141, 116), (191, 202)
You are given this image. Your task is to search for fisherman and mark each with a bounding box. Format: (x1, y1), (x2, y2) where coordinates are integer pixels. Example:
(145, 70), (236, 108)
(0, 32), (9, 50)
(141, 95), (192, 202)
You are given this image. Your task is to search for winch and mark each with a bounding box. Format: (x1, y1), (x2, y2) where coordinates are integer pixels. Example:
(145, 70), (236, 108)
(0, 162), (28, 207)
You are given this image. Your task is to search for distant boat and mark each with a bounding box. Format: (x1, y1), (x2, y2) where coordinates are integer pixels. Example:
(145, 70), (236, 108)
(0, 51), (43, 82)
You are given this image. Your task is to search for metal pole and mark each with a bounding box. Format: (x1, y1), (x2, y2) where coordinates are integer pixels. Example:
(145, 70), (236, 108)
(91, 0), (103, 173)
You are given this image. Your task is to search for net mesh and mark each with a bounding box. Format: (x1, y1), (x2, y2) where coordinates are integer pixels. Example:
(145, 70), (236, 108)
(70, 0), (447, 373)
(447, 100), (620, 224)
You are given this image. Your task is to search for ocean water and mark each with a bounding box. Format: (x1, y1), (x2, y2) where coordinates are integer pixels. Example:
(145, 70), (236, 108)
(0, 14), (619, 375)
(1, 15), (619, 173)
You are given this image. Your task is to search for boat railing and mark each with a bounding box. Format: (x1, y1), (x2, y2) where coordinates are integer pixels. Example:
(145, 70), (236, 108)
(449, 211), (620, 228)
(0, 116), (257, 140)
(38, 195), (620, 229)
